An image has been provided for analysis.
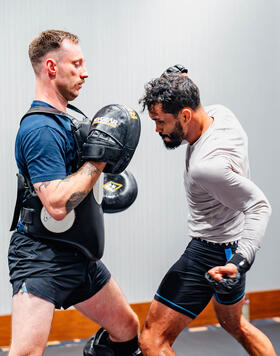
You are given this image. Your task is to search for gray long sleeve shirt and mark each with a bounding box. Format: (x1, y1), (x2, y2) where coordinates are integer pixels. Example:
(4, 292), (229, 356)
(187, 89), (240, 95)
(184, 104), (271, 263)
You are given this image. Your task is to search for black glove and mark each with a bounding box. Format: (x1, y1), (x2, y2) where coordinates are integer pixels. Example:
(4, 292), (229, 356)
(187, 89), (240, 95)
(205, 253), (252, 294)
(204, 270), (241, 294)
(162, 64), (188, 76)
(82, 104), (141, 174)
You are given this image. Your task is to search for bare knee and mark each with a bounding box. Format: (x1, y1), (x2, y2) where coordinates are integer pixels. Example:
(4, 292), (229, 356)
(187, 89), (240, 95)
(9, 344), (45, 356)
(139, 323), (171, 355)
(219, 316), (251, 342)
(233, 318), (263, 344)
(139, 326), (150, 352)
(9, 332), (47, 356)
(139, 330), (160, 354)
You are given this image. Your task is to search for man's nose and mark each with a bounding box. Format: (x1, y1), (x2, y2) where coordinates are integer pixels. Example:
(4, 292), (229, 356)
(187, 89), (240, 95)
(155, 122), (162, 133)
(81, 66), (88, 79)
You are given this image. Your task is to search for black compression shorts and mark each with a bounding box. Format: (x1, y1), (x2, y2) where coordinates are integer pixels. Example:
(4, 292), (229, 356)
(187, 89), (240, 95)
(8, 232), (111, 309)
(155, 238), (245, 319)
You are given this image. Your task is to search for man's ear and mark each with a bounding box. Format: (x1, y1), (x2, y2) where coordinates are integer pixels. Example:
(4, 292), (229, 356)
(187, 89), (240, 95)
(181, 108), (192, 123)
(46, 58), (57, 76)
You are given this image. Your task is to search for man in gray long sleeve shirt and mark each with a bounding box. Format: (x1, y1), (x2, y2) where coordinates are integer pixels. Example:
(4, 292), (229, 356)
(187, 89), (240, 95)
(138, 71), (276, 356)
(185, 103), (271, 264)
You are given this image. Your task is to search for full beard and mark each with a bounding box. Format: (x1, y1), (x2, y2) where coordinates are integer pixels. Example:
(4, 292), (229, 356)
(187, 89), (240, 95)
(159, 121), (184, 149)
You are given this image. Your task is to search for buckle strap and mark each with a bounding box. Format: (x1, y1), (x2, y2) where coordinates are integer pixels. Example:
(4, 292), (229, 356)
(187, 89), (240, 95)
(10, 174), (26, 231)
(20, 207), (34, 225)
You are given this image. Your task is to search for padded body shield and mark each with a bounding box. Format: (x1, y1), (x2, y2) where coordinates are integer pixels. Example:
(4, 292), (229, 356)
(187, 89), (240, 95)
(20, 175), (105, 261)
(82, 104), (141, 174)
(11, 105), (105, 261)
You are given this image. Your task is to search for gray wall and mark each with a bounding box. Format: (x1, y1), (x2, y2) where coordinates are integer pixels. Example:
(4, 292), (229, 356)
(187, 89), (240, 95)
(0, 0), (279, 315)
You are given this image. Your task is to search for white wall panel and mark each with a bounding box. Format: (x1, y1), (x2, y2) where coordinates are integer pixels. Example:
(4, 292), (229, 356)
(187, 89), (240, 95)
(0, 0), (279, 315)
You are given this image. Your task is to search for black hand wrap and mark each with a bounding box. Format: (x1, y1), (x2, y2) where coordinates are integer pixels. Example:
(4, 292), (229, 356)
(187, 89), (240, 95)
(228, 253), (252, 274)
(162, 64), (188, 76)
(82, 104), (141, 174)
(205, 253), (252, 294)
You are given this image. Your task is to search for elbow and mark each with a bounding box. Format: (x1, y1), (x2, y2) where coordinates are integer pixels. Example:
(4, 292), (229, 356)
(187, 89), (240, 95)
(262, 197), (272, 216)
(46, 206), (67, 221)
(267, 202), (272, 217)
(44, 196), (69, 221)
(259, 199), (272, 218)
(244, 199), (272, 218)
(52, 211), (67, 221)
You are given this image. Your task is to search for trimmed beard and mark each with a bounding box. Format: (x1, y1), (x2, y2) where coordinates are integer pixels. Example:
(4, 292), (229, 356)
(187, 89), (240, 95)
(159, 120), (184, 149)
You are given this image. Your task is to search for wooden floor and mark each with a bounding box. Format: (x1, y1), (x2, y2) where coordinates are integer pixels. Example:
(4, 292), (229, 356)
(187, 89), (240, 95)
(1, 318), (279, 355)
(1, 289), (280, 347)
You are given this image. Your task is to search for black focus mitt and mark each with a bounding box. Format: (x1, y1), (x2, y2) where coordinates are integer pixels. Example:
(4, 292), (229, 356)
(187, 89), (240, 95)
(102, 170), (138, 213)
(82, 104), (141, 174)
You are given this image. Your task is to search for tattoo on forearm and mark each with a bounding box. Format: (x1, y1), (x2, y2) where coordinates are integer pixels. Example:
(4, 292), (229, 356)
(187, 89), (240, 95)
(80, 162), (101, 176)
(62, 163), (101, 184)
(36, 181), (51, 192)
(65, 191), (87, 213)
(63, 175), (72, 182)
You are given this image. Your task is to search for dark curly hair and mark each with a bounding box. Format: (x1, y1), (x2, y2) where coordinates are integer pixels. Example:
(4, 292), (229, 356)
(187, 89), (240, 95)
(139, 73), (201, 115)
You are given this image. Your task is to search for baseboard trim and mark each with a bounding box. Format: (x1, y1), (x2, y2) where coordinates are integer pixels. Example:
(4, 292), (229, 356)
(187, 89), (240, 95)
(1, 289), (279, 347)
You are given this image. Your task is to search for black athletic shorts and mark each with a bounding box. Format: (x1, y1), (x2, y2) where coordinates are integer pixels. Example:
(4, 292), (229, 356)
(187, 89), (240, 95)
(155, 238), (245, 319)
(8, 232), (111, 309)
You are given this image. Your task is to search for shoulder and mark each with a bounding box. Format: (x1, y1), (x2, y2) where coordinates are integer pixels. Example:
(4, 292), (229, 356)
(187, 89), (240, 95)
(20, 112), (64, 130)
(20, 101), (71, 130)
(18, 112), (70, 142)
(190, 156), (232, 185)
(16, 115), (69, 154)
(203, 104), (248, 150)
(205, 104), (244, 130)
(205, 104), (232, 115)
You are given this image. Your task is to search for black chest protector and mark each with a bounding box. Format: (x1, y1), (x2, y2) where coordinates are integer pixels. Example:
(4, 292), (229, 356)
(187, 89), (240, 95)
(10, 104), (105, 261)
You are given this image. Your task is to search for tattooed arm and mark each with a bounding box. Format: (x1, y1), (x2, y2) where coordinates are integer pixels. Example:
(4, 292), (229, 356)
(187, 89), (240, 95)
(33, 161), (106, 220)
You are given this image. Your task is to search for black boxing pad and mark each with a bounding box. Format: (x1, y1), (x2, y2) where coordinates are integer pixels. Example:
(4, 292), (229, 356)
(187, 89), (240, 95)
(102, 170), (138, 213)
(82, 104), (141, 174)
